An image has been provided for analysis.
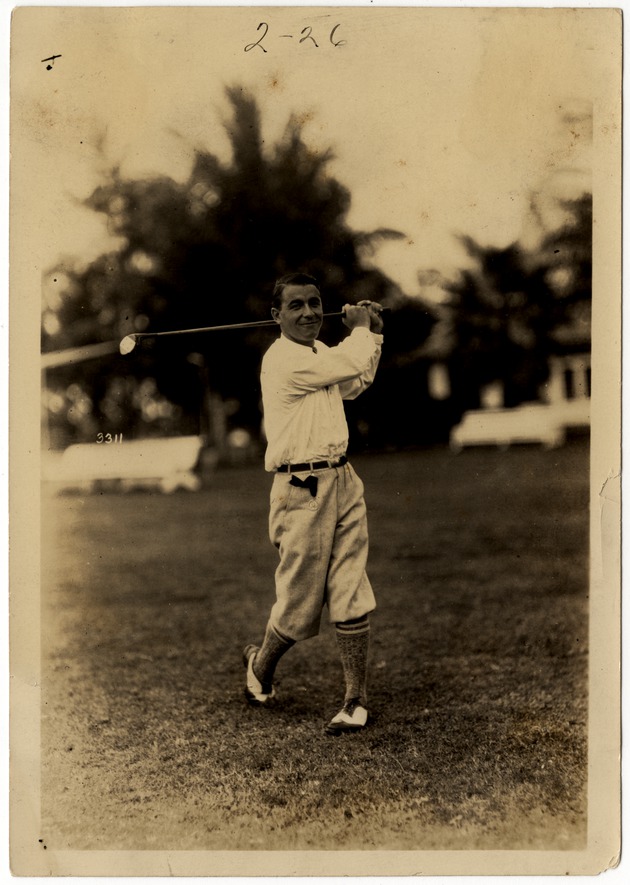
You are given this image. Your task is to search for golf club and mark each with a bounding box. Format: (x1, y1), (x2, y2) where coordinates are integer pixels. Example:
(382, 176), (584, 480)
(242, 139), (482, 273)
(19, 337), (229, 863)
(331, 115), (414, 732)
(120, 308), (388, 355)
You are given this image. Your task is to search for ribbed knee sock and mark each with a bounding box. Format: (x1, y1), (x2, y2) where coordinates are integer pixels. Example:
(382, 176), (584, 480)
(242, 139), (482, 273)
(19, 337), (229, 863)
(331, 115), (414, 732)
(335, 615), (370, 706)
(253, 622), (295, 687)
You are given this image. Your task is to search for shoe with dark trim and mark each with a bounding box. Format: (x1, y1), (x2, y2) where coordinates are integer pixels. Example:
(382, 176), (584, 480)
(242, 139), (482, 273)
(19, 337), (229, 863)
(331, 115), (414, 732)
(243, 644), (275, 705)
(324, 698), (368, 735)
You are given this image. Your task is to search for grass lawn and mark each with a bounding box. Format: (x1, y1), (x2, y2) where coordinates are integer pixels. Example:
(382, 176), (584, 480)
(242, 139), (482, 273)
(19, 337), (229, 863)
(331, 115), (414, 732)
(40, 441), (589, 851)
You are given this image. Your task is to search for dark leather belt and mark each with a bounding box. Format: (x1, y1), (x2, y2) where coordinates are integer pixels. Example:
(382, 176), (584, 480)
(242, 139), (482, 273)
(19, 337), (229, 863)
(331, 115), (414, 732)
(277, 455), (348, 474)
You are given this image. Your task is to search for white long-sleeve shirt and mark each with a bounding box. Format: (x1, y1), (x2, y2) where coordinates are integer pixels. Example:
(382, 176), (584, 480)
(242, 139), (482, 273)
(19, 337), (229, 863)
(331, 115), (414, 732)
(260, 327), (383, 471)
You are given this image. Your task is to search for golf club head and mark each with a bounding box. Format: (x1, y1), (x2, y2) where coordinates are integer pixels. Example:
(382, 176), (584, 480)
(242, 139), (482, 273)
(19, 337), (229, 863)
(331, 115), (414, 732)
(119, 334), (139, 355)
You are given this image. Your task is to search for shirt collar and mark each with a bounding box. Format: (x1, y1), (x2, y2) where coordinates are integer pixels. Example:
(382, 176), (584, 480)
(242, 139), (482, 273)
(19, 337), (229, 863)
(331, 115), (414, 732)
(278, 333), (320, 352)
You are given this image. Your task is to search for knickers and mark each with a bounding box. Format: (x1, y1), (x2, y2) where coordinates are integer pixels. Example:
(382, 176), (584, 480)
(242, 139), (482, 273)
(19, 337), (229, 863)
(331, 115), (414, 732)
(268, 461), (376, 641)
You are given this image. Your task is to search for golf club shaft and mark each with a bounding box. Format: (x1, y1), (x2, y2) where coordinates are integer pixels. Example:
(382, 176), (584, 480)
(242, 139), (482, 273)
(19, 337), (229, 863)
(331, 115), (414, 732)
(135, 312), (345, 339)
(120, 307), (390, 354)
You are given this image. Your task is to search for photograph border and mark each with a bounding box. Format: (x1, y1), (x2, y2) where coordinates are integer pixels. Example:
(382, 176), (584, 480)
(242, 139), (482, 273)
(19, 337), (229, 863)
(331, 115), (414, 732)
(7, 1), (623, 878)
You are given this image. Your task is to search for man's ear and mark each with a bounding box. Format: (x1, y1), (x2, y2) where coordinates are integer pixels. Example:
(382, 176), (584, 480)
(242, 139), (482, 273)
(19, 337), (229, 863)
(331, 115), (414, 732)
(271, 308), (281, 324)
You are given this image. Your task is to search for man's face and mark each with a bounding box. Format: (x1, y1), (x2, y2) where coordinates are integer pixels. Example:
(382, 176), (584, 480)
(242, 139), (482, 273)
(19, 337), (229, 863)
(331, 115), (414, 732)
(272, 284), (324, 347)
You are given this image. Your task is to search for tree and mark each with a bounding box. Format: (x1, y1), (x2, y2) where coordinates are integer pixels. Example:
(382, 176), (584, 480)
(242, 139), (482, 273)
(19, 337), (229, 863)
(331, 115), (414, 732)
(538, 192), (592, 347)
(441, 193), (591, 411)
(43, 86), (429, 449)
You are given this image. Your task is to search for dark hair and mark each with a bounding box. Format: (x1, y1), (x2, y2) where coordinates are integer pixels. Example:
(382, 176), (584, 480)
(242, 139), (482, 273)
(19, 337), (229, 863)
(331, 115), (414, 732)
(272, 272), (320, 309)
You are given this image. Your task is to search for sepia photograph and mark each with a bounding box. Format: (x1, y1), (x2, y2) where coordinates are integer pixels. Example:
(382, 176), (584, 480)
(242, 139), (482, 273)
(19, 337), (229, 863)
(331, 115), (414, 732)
(9, 3), (621, 877)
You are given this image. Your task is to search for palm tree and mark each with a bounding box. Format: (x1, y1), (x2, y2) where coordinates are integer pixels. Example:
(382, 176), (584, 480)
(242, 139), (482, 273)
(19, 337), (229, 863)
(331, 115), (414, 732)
(42, 86), (424, 448)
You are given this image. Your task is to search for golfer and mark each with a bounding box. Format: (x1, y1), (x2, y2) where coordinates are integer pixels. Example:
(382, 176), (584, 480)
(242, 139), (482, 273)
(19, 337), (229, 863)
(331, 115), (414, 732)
(244, 272), (384, 734)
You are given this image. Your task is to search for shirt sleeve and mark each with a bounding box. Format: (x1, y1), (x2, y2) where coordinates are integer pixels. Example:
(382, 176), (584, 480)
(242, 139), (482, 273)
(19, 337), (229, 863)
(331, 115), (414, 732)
(280, 328), (382, 395)
(338, 336), (383, 400)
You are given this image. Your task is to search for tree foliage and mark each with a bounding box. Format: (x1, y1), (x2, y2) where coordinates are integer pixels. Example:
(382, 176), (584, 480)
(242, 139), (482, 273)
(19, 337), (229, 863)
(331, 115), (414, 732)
(43, 87), (430, 448)
(537, 192), (592, 344)
(441, 193), (592, 409)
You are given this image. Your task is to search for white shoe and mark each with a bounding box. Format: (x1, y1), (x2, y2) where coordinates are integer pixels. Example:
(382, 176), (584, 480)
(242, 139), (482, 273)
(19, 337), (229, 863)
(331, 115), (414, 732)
(325, 698), (368, 734)
(243, 645), (275, 705)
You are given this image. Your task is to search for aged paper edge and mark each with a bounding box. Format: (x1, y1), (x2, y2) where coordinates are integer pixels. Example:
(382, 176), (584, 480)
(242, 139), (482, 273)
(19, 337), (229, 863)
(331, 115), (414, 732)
(7, 3), (623, 878)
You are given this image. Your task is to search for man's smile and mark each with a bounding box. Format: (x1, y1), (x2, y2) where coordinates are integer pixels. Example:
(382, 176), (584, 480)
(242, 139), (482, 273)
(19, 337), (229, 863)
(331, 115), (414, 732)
(272, 283), (324, 346)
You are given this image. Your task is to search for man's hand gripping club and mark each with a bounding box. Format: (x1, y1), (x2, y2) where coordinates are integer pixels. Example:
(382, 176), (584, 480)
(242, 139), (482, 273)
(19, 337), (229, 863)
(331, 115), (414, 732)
(342, 301), (385, 334)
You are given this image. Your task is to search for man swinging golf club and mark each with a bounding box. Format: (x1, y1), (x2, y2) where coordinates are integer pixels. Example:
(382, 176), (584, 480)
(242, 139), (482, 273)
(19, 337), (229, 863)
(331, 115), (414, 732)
(244, 272), (384, 735)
